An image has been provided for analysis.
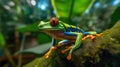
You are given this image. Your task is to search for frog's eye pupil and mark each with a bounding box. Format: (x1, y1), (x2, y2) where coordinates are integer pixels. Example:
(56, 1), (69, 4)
(53, 20), (55, 23)
(50, 18), (59, 26)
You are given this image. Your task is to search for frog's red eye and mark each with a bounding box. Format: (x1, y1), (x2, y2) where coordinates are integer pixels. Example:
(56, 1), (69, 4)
(50, 18), (59, 26)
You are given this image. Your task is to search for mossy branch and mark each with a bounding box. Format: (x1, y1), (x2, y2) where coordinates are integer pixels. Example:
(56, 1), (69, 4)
(24, 21), (120, 67)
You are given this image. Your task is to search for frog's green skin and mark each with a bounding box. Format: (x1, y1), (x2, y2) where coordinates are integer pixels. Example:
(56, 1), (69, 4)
(38, 18), (97, 60)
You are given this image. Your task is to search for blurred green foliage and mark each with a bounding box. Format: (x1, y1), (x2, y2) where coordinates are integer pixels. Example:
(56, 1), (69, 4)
(18, 22), (39, 32)
(0, 32), (6, 47)
(37, 33), (51, 44)
(19, 42), (52, 54)
(110, 6), (120, 28)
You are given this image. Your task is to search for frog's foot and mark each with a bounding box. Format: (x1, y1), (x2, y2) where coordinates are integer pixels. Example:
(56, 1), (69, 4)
(82, 33), (103, 41)
(56, 43), (63, 48)
(96, 33), (103, 37)
(82, 35), (96, 40)
(67, 54), (71, 60)
(44, 46), (57, 59)
(89, 35), (96, 40)
(61, 46), (72, 54)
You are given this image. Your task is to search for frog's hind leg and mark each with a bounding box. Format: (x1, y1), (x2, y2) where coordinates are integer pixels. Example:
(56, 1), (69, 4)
(96, 33), (103, 37)
(67, 33), (83, 60)
(84, 31), (97, 35)
(82, 35), (96, 40)
(82, 32), (103, 40)
(82, 31), (97, 40)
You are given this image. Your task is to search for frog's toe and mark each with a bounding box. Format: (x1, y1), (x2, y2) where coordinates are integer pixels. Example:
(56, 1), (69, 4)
(61, 46), (72, 54)
(44, 46), (57, 59)
(96, 33), (103, 37)
(45, 55), (49, 59)
(44, 53), (50, 59)
(61, 50), (66, 54)
(67, 54), (71, 60)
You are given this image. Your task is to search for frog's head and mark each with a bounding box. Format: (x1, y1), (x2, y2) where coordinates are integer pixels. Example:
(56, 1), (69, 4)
(38, 18), (66, 31)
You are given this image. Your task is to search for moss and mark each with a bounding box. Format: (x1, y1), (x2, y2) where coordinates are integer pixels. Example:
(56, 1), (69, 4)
(24, 48), (74, 67)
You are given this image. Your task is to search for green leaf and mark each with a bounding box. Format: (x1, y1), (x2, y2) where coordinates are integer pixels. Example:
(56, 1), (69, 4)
(37, 33), (51, 44)
(17, 43), (52, 54)
(18, 22), (51, 44)
(51, 0), (95, 18)
(109, 6), (120, 28)
(0, 32), (6, 47)
(59, 17), (76, 25)
(18, 22), (39, 32)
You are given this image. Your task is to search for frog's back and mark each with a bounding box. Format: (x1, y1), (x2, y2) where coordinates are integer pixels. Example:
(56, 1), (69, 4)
(64, 24), (84, 33)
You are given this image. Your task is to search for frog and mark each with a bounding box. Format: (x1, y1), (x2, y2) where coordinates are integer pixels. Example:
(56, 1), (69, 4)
(38, 17), (102, 60)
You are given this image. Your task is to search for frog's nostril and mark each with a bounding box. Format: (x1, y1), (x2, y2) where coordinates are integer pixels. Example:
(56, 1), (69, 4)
(38, 25), (43, 29)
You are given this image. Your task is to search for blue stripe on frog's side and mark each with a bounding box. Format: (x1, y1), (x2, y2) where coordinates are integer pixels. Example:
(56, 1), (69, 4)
(64, 25), (84, 36)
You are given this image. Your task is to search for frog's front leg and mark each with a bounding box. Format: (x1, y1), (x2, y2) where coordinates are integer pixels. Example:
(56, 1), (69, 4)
(57, 40), (74, 54)
(67, 33), (83, 60)
(45, 38), (57, 59)
(57, 40), (70, 47)
(45, 39), (70, 59)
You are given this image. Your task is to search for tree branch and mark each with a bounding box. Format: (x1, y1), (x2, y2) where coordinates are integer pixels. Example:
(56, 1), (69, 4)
(24, 21), (120, 67)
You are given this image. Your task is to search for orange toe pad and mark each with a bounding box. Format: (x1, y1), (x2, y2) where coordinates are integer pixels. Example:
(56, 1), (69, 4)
(45, 55), (49, 59)
(67, 54), (71, 60)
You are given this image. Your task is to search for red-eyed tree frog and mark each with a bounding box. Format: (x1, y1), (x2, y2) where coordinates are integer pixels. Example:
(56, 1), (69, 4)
(38, 18), (101, 60)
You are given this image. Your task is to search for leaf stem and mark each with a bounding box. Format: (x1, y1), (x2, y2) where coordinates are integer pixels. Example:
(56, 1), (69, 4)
(69, 0), (75, 20)
(4, 48), (16, 67)
(17, 34), (26, 67)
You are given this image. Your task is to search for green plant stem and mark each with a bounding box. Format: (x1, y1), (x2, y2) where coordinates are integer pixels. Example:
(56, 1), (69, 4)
(0, 15), (1, 32)
(17, 34), (25, 67)
(4, 47), (16, 67)
(17, 54), (22, 67)
(69, 0), (75, 19)
(81, 0), (95, 16)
